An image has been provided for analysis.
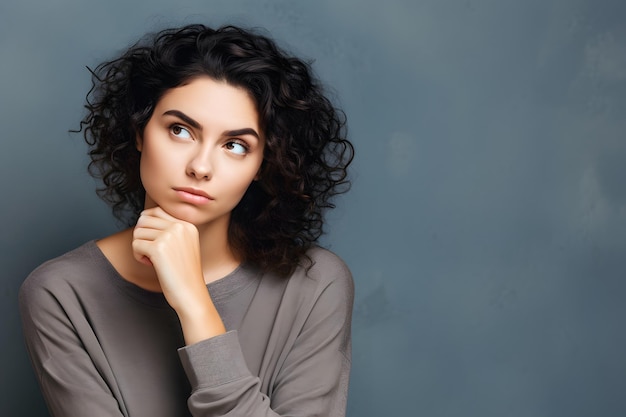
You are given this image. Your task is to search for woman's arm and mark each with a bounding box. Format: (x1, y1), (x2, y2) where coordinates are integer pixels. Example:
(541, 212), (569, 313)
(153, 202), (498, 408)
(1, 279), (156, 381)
(19, 271), (126, 417)
(134, 207), (354, 416)
(179, 255), (354, 417)
(132, 207), (226, 345)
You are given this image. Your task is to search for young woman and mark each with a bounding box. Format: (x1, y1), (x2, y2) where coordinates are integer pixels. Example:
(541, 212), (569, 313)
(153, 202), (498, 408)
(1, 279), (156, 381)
(19, 24), (354, 417)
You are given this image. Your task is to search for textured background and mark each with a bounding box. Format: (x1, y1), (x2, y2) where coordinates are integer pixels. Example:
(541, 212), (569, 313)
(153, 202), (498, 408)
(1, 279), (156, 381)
(2, 1), (626, 416)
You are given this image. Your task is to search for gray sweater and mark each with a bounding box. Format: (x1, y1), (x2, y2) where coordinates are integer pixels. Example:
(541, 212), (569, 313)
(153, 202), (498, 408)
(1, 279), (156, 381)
(19, 241), (353, 417)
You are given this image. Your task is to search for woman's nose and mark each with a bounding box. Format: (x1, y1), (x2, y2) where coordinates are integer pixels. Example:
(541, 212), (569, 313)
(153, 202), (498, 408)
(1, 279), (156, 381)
(186, 147), (213, 180)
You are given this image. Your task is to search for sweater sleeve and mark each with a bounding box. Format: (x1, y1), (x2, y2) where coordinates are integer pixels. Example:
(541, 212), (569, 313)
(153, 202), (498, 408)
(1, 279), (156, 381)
(19, 273), (125, 417)
(178, 260), (354, 417)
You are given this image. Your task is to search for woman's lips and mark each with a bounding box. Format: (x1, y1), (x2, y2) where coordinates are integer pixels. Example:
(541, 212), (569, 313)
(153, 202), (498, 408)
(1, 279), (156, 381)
(174, 187), (214, 204)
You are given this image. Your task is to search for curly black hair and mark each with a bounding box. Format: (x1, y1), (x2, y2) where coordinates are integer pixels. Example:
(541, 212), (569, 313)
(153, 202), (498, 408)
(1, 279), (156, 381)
(80, 24), (354, 276)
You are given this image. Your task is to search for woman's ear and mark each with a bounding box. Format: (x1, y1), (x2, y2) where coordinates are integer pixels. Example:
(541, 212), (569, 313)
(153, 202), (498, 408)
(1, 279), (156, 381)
(254, 163), (264, 181)
(135, 133), (143, 152)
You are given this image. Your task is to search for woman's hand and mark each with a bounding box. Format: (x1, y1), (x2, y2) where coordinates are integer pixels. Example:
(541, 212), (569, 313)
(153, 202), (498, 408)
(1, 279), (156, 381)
(132, 207), (225, 344)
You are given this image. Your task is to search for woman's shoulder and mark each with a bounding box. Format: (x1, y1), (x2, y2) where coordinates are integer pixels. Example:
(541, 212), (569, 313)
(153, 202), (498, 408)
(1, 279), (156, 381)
(19, 241), (106, 298)
(303, 246), (353, 283)
(282, 246), (354, 303)
(276, 246), (353, 344)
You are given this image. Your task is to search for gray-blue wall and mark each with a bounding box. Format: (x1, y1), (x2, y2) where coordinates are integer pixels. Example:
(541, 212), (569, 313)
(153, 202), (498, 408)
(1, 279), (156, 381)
(2, 1), (626, 416)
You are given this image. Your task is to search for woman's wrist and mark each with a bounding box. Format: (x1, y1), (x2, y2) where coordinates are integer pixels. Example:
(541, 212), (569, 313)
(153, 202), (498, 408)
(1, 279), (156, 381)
(176, 294), (226, 346)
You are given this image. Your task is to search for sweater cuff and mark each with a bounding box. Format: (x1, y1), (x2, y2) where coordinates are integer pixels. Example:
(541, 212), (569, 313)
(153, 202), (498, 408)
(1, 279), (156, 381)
(178, 330), (250, 389)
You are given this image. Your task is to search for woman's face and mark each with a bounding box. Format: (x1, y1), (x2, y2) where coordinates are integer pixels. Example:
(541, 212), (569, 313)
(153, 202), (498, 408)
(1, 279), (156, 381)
(137, 76), (264, 230)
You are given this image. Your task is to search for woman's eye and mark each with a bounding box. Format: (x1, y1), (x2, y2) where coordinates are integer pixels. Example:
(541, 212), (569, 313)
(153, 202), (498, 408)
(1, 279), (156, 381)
(170, 124), (191, 139)
(225, 141), (248, 155)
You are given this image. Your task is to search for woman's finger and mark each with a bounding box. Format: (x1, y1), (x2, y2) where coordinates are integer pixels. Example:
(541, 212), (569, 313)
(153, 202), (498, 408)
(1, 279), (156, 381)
(131, 238), (155, 265)
(136, 213), (172, 230)
(140, 206), (180, 222)
(132, 227), (163, 242)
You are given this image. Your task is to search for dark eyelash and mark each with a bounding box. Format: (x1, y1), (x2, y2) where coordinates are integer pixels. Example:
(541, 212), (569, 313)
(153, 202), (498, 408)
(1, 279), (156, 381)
(228, 139), (250, 150)
(169, 123), (183, 132)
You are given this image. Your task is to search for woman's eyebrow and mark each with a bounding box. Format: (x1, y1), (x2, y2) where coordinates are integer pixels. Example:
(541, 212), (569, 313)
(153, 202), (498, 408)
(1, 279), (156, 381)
(162, 110), (202, 130)
(163, 109), (260, 140)
(225, 128), (260, 140)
